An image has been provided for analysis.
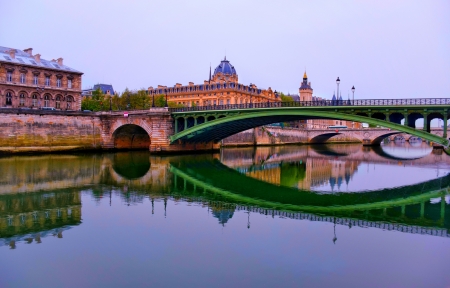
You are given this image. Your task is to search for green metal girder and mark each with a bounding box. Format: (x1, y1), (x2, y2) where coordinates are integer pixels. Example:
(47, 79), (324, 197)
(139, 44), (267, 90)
(170, 108), (449, 146)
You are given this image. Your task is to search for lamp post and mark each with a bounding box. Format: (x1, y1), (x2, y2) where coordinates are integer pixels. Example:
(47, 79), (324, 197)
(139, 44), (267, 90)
(109, 95), (112, 112)
(351, 86), (355, 104)
(336, 77), (340, 100)
(151, 90), (155, 108)
(164, 89), (168, 107)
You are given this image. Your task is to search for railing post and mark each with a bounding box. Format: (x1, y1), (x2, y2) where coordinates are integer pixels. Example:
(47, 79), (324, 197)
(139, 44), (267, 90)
(403, 113), (409, 127)
(184, 118), (187, 131)
(443, 113), (448, 138)
(175, 118), (178, 133)
(194, 117), (198, 126)
(423, 113), (428, 132)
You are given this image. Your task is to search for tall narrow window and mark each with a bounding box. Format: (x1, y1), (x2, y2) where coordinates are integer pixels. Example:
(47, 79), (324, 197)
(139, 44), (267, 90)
(44, 95), (50, 107)
(32, 94), (38, 107)
(20, 73), (26, 84)
(55, 96), (61, 109)
(67, 79), (72, 88)
(66, 96), (73, 110)
(6, 72), (12, 82)
(19, 93), (25, 106)
(45, 76), (50, 86)
(33, 75), (38, 85)
(56, 78), (61, 87)
(6, 92), (12, 105)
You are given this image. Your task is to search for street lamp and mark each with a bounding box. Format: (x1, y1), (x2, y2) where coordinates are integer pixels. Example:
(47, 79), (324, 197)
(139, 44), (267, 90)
(164, 88), (168, 107)
(351, 86), (355, 103)
(336, 77), (340, 100)
(151, 90), (155, 108)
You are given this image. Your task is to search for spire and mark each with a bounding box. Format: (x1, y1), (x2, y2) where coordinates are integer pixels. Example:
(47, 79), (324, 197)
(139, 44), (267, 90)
(209, 63), (211, 84)
(303, 71), (307, 79)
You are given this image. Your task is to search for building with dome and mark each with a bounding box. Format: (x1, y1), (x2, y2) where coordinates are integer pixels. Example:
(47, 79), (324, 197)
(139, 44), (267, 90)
(148, 57), (280, 107)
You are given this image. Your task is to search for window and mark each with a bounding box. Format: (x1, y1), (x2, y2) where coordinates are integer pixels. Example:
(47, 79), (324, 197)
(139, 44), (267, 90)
(6, 92), (12, 105)
(33, 75), (38, 85)
(45, 76), (50, 86)
(219, 100), (223, 105)
(44, 95), (50, 107)
(55, 96), (61, 109)
(66, 96), (73, 110)
(19, 93), (25, 106)
(20, 73), (26, 84)
(32, 94), (38, 107)
(68, 79), (72, 88)
(56, 78), (61, 87)
(227, 99), (230, 105)
(6, 72), (12, 82)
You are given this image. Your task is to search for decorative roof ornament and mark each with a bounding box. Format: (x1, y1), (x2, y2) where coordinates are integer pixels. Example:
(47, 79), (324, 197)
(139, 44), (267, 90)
(303, 71), (308, 79)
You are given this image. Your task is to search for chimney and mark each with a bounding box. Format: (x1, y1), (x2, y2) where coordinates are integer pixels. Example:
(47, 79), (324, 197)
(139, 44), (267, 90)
(34, 54), (41, 63)
(57, 58), (63, 65)
(23, 48), (33, 56)
(8, 49), (16, 59)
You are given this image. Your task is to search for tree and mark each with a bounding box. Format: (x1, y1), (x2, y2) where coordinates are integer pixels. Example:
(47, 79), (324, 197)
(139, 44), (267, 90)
(280, 92), (294, 102)
(81, 88), (105, 111)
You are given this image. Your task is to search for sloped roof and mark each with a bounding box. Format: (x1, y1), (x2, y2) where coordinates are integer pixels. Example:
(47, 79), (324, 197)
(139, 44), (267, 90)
(0, 46), (82, 74)
(93, 84), (115, 95)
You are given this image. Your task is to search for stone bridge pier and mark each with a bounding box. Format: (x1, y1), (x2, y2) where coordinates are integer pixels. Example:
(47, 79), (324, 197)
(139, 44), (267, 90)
(100, 109), (219, 153)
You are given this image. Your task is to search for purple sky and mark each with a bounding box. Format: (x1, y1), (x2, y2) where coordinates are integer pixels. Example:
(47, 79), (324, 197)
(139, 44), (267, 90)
(1, 0), (449, 100)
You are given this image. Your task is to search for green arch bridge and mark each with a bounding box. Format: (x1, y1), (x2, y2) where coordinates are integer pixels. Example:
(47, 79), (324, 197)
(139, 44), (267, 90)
(169, 98), (450, 146)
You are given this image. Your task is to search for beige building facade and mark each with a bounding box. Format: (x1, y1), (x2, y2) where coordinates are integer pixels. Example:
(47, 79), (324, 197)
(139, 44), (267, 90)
(148, 57), (281, 107)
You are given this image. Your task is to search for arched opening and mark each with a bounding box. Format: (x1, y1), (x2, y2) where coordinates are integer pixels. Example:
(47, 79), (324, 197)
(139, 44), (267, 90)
(428, 112), (444, 132)
(55, 95), (61, 109)
(197, 116), (205, 125)
(32, 94), (38, 107)
(356, 112), (368, 117)
(371, 112), (386, 121)
(66, 96), (73, 110)
(407, 112), (423, 129)
(113, 124), (150, 150)
(44, 94), (51, 107)
(6, 92), (12, 106)
(19, 92), (26, 107)
(187, 117), (195, 129)
(309, 133), (341, 144)
(389, 112), (404, 124)
(218, 115), (226, 119)
(207, 116), (216, 121)
(176, 117), (185, 132)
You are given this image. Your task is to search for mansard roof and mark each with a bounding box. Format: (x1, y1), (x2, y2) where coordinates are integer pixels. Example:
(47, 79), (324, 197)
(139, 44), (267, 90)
(0, 46), (82, 74)
(93, 84), (115, 95)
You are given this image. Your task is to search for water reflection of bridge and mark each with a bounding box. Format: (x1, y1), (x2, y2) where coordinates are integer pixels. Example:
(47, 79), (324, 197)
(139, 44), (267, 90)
(170, 156), (450, 238)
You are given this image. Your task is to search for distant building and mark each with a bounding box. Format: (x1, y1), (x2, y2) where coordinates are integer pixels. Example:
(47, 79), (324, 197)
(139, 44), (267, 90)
(295, 72), (362, 129)
(148, 57), (281, 107)
(82, 84), (115, 97)
(0, 46), (83, 110)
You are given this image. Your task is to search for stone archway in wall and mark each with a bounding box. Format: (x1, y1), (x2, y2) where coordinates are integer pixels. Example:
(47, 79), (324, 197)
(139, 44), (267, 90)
(112, 124), (151, 150)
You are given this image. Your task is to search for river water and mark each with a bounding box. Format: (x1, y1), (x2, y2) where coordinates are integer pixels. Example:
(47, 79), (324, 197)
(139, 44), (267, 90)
(1, 142), (450, 287)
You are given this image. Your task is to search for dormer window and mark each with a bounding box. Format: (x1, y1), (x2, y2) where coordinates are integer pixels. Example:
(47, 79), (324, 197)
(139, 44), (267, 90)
(20, 73), (26, 84)
(45, 76), (50, 86)
(7, 72), (12, 82)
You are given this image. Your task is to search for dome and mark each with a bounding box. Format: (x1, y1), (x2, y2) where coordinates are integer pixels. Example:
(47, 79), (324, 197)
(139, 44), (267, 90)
(213, 57), (237, 76)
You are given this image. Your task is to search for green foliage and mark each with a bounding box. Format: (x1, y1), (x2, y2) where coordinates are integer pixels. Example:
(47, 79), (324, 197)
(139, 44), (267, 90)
(280, 92), (294, 102)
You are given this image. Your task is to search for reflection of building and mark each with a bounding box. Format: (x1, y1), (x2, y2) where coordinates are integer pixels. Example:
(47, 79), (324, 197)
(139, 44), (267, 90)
(210, 203), (235, 226)
(0, 46), (83, 110)
(0, 191), (82, 248)
(148, 57), (281, 107)
(291, 72), (362, 129)
(243, 158), (359, 191)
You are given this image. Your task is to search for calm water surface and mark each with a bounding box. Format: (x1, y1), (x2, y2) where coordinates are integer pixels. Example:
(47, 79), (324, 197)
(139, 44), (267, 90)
(1, 142), (450, 288)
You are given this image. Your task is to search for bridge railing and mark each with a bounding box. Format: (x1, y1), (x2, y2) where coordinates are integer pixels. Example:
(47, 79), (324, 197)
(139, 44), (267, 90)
(169, 98), (450, 112)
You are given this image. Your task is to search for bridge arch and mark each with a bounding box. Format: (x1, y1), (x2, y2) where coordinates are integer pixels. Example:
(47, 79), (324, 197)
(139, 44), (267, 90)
(170, 109), (449, 146)
(309, 132), (341, 143)
(112, 123), (151, 150)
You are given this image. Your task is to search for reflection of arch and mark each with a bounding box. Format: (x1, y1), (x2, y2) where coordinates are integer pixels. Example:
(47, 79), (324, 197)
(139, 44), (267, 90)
(370, 145), (425, 160)
(310, 144), (349, 156)
(112, 152), (151, 179)
(112, 124), (151, 150)
(309, 133), (341, 144)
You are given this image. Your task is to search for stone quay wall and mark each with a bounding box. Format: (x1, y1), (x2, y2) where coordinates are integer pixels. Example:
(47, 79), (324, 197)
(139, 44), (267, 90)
(0, 108), (102, 153)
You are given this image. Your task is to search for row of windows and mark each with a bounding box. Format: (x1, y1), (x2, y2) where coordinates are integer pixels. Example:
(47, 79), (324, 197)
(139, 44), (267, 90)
(151, 84), (262, 95)
(5, 92), (74, 108)
(6, 72), (73, 88)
